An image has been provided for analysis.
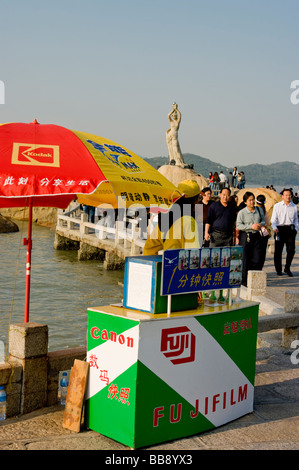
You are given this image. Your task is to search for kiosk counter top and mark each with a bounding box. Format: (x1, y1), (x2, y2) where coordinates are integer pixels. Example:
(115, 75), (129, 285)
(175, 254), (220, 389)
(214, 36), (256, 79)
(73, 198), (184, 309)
(88, 299), (259, 322)
(86, 299), (259, 449)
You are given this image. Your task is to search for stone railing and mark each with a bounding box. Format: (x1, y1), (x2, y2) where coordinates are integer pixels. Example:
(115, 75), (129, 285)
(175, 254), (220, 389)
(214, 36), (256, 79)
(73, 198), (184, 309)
(56, 212), (146, 267)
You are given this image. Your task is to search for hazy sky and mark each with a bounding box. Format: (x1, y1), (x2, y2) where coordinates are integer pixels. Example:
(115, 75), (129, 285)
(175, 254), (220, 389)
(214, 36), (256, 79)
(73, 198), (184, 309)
(1, 0), (298, 168)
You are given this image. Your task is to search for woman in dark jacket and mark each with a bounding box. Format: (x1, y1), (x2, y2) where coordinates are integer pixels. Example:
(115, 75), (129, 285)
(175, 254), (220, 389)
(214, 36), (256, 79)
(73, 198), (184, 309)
(236, 192), (265, 287)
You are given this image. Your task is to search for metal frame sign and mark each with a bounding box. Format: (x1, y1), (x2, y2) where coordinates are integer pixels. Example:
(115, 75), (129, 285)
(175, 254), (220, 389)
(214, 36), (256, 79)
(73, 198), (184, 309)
(161, 246), (243, 296)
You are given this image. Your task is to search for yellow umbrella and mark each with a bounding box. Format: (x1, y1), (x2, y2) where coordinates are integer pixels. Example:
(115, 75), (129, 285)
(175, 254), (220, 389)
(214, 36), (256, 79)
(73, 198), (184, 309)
(75, 131), (180, 209)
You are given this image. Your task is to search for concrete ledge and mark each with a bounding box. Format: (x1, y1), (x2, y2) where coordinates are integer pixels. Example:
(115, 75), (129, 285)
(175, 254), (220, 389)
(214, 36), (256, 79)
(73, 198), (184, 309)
(258, 312), (299, 333)
(47, 347), (86, 373)
(240, 286), (284, 315)
(285, 290), (299, 313)
(251, 295), (284, 315)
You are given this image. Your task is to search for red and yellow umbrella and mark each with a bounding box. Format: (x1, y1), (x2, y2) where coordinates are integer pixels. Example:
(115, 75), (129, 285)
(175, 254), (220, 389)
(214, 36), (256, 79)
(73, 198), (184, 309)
(0, 120), (180, 321)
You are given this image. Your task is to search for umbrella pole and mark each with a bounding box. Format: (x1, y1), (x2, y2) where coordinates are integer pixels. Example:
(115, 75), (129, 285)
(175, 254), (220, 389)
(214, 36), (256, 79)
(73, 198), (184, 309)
(24, 197), (33, 323)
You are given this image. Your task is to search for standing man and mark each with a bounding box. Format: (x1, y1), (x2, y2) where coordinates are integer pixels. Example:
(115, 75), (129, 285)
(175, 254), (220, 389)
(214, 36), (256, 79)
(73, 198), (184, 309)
(228, 172), (234, 190)
(271, 189), (298, 276)
(232, 167), (238, 187)
(205, 187), (237, 247)
(219, 171), (227, 190)
(195, 187), (214, 244)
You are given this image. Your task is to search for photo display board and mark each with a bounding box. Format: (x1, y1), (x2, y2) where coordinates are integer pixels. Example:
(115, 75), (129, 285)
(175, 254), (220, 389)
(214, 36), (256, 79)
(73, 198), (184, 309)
(161, 246), (243, 296)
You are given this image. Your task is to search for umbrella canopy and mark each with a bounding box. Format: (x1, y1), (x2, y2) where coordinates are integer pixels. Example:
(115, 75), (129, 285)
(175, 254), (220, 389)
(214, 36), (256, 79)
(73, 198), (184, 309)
(0, 120), (179, 209)
(0, 120), (180, 322)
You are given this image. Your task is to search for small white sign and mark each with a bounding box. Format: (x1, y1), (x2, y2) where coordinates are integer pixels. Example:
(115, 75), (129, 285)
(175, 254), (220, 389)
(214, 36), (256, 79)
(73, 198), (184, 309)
(126, 261), (153, 312)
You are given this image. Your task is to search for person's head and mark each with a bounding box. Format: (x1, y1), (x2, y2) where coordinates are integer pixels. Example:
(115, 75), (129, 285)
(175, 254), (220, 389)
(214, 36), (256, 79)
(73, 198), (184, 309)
(282, 188), (293, 204)
(243, 191), (255, 209)
(256, 194), (266, 213)
(228, 195), (236, 206)
(219, 187), (231, 205)
(256, 194), (266, 206)
(228, 194), (238, 205)
(201, 187), (212, 202)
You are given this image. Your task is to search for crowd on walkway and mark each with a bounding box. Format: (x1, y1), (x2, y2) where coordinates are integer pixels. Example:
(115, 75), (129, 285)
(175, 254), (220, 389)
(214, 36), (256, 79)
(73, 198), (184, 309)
(198, 186), (298, 286)
(208, 167), (246, 193)
(144, 180), (298, 289)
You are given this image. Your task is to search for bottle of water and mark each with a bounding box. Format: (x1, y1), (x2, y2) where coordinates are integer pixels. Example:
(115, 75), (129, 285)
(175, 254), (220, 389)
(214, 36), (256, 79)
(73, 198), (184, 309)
(60, 372), (69, 406)
(0, 386), (6, 420)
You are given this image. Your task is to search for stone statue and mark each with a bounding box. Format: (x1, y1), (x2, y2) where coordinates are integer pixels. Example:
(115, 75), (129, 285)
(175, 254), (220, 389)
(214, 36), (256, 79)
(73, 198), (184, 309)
(166, 103), (185, 166)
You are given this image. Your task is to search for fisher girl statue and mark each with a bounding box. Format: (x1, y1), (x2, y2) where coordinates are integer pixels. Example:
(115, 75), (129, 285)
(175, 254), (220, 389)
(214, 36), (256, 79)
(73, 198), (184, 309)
(166, 102), (185, 167)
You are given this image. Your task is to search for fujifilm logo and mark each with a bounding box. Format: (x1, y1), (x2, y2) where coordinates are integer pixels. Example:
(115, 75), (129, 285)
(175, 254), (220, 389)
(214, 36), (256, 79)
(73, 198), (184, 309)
(290, 80), (299, 105)
(0, 81), (4, 104)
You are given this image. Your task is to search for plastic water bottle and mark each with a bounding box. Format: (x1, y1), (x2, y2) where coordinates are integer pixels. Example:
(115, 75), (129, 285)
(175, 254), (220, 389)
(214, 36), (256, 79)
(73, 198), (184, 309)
(60, 372), (69, 406)
(0, 386), (7, 420)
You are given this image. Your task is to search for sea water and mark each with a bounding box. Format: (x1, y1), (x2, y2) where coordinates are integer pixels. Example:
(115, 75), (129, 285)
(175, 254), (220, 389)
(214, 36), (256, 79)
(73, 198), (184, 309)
(0, 221), (124, 353)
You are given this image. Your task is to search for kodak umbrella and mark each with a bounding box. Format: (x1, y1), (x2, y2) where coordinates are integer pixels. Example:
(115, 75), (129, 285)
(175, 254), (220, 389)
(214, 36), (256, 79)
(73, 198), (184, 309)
(0, 120), (180, 322)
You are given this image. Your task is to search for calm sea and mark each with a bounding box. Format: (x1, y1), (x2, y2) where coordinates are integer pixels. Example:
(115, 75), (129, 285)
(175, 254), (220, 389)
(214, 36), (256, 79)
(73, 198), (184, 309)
(0, 221), (124, 354)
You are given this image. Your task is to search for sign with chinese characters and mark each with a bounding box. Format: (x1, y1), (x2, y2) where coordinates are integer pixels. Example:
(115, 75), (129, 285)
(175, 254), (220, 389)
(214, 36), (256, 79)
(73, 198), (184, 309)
(161, 246), (243, 296)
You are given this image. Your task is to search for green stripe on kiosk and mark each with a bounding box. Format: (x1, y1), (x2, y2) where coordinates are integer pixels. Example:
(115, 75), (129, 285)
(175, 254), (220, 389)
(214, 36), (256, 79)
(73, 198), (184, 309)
(86, 248), (259, 449)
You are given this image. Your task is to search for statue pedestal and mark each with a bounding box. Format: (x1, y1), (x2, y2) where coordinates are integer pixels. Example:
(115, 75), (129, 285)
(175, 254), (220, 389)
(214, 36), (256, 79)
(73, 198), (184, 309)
(158, 164), (208, 190)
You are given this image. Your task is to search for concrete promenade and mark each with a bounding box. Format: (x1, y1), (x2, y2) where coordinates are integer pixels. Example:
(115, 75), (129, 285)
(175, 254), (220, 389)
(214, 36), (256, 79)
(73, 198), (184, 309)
(0, 251), (298, 451)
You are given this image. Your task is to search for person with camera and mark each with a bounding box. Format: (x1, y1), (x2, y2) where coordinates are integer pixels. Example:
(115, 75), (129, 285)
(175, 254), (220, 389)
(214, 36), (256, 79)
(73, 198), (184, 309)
(236, 191), (265, 287)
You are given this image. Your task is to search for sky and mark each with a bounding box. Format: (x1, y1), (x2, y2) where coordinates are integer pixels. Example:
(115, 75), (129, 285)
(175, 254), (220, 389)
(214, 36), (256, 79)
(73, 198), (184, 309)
(0, 0), (298, 169)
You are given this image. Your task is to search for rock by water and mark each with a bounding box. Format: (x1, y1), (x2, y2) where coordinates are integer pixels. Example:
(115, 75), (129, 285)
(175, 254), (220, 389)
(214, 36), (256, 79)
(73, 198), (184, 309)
(0, 214), (19, 233)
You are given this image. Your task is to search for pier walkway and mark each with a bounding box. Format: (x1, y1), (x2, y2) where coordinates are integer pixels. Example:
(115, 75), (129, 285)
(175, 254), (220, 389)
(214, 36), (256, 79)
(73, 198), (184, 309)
(0, 254), (298, 451)
(55, 205), (146, 268)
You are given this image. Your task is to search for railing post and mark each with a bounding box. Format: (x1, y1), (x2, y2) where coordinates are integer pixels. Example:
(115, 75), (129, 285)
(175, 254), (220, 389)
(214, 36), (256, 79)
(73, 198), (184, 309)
(114, 221), (119, 247)
(282, 291), (299, 348)
(80, 213), (88, 236)
(8, 323), (48, 414)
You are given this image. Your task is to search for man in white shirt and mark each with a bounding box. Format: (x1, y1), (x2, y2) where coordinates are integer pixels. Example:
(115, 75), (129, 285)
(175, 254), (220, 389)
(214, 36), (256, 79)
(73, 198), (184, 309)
(271, 189), (298, 276)
(219, 171), (227, 190)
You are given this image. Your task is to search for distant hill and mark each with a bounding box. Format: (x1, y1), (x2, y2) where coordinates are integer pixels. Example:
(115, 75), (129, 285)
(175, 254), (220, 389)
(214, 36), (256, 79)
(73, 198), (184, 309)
(143, 154), (299, 187)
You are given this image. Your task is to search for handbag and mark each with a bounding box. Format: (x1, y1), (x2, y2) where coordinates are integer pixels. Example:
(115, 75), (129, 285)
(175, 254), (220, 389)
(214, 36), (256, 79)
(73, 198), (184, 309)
(260, 226), (269, 237)
(256, 206), (270, 237)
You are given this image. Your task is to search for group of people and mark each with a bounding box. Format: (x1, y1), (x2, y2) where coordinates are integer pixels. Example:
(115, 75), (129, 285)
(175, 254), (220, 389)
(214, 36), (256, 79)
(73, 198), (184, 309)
(201, 186), (298, 285)
(143, 180), (298, 288)
(208, 167), (246, 193)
